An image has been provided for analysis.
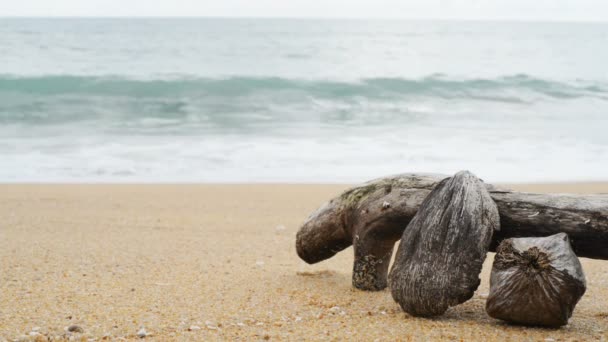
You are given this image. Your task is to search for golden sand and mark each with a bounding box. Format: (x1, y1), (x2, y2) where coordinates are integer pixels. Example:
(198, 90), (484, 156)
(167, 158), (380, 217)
(0, 183), (606, 341)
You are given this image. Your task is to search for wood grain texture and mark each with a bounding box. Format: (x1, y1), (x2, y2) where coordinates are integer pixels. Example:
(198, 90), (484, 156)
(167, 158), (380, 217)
(486, 233), (586, 327)
(388, 171), (499, 316)
(296, 173), (440, 290)
(295, 173), (608, 291)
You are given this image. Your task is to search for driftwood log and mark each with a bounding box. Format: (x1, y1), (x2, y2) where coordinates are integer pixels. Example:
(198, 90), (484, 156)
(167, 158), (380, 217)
(486, 233), (586, 327)
(295, 173), (608, 291)
(388, 171), (500, 316)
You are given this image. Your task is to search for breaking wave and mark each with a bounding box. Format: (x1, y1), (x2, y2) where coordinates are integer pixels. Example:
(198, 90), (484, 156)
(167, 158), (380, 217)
(0, 74), (605, 100)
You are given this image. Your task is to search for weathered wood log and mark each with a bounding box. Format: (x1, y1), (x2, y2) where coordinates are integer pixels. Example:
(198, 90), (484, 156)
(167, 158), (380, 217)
(296, 173), (440, 290)
(295, 173), (608, 291)
(486, 233), (586, 327)
(388, 171), (500, 316)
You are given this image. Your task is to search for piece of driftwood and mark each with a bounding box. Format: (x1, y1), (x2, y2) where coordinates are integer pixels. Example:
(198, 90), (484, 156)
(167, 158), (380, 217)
(486, 233), (586, 327)
(388, 171), (500, 316)
(295, 173), (608, 291)
(296, 173), (440, 290)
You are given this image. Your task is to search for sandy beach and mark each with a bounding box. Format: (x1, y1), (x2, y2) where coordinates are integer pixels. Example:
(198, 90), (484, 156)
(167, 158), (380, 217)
(0, 183), (607, 341)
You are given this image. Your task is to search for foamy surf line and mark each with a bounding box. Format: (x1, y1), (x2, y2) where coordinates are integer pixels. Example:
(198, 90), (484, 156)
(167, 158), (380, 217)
(1, 134), (607, 183)
(1, 74), (607, 183)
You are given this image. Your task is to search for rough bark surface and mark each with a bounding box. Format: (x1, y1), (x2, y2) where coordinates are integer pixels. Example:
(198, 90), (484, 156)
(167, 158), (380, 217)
(295, 173), (608, 291)
(296, 173), (440, 290)
(388, 171), (499, 317)
(486, 233), (586, 327)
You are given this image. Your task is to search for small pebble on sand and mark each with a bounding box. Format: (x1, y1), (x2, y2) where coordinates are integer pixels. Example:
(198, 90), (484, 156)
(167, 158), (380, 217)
(188, 325), (201, 331)
(137, 328), (147, 338)
(205, 320), (219, 330)
(67, 325), (84, 333)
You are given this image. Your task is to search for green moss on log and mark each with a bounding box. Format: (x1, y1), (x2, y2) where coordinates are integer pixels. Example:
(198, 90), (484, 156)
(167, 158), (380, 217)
(338, 175), (437, 210)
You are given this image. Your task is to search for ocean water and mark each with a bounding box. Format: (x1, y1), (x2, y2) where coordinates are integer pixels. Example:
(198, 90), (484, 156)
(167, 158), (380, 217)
(1, 18), (607, 183)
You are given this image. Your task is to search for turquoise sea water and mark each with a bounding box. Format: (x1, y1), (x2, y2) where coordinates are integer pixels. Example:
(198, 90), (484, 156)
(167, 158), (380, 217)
(1, 18), (607, 182)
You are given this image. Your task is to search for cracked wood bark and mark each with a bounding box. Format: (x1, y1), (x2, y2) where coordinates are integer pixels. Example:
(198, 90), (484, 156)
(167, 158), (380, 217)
(388, 171), (500, 317)
(486, 233), (586, 327)
(295, 173), (608, 291)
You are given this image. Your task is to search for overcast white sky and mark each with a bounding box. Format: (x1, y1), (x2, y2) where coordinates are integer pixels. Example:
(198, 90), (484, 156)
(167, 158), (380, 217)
(2, 0), (608, 21)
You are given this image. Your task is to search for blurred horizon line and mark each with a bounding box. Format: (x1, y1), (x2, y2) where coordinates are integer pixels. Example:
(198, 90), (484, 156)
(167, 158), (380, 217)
(2, 16), (608, 24)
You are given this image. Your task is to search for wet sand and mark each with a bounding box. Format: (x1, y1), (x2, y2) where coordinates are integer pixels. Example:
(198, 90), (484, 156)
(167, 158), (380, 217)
(0, 183), (607, 341)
